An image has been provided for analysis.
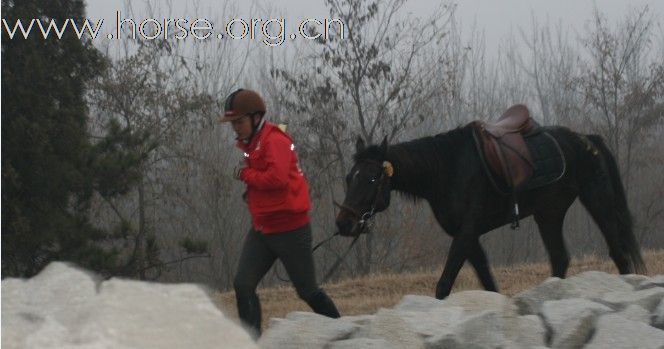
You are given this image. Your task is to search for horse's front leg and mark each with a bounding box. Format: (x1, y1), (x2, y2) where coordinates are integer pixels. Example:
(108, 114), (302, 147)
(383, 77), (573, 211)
(467, 238), (498, 292)
(436, 232), (474, 299)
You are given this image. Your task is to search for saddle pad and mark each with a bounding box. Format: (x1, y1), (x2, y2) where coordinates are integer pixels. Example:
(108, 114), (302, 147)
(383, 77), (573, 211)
(521, 129), (565, 191)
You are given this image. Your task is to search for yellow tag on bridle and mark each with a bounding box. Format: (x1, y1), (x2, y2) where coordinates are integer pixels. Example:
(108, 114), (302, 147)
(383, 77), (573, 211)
(383, 161), (394, 177)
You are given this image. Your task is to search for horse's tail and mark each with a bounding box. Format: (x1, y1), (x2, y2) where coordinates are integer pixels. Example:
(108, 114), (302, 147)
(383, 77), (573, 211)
(579, 134), (646, 274)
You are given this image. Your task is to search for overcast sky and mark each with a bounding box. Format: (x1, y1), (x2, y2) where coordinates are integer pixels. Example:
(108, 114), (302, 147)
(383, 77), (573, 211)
(83, 0), (663, 55)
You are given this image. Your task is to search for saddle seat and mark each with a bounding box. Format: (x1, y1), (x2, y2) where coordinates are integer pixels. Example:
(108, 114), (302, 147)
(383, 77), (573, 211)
(473, 104), (539, 190)
(484, 104), (537, 137)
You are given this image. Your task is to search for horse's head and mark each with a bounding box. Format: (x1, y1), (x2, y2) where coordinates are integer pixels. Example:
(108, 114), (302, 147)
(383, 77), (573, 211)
(336, 136), (393, 237)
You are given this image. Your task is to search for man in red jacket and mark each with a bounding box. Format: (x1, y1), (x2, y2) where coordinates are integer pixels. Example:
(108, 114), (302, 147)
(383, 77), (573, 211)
(220, 89), (340, 338)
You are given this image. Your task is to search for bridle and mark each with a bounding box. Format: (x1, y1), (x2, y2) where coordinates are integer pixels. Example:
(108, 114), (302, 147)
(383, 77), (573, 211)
(334, 160), (393, 235)
(276, 160), (393, 284)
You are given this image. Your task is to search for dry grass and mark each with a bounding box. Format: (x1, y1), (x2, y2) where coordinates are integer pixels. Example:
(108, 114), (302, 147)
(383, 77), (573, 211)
(216, 249), (664, 330)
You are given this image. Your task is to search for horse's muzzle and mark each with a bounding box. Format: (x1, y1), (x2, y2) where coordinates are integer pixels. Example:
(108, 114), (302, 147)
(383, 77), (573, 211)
(335, 212), (359, 237)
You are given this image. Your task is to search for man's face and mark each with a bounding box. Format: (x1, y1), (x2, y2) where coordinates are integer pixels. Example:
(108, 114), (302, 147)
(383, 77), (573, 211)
(231, 115), (253, 140)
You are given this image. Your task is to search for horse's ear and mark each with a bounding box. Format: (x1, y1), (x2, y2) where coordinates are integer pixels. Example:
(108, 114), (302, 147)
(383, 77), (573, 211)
(380, 136), (389, 157)
(356, 137), (366, 153)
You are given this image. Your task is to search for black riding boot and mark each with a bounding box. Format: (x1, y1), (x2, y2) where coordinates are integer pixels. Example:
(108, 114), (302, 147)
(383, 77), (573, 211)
(235, 293), (262, 339)
(305, 290), (340, 318)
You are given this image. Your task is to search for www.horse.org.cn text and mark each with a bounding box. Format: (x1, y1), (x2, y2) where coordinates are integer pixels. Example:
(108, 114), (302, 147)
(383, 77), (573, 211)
(1, 11), (346, 47)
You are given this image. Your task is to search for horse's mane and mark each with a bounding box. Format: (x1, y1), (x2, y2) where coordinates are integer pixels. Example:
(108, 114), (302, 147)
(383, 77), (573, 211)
(354, 125), (473, 201)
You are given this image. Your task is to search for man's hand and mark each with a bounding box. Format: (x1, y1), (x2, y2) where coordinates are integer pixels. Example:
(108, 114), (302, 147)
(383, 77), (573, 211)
(233, 160), (245, 180)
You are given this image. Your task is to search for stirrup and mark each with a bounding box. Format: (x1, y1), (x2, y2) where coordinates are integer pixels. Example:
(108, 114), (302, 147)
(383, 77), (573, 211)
(510, 203), (520, 230)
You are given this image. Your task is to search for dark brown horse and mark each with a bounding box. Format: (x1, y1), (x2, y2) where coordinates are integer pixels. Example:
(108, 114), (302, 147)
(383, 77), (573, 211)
(335, 117), (646, 299)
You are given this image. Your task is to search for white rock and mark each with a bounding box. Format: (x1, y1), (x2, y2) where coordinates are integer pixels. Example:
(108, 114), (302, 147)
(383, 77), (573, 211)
(397, 306), (465, 337)
(638, 275), (664, 291)
(366, 308), (425, 349)
(653, 299), (664, 330)
(552, 313), (597, 349)
(615, 304), (651, 324)
(620, 274), (651, 287)
(394, 295), (445, 312)
(2, 262), (99, 329)
(564, 271), (634, 300)
(90, 278), (253, 349)
(338, 314), (374, 340)
(600, 287), (664, 312)
(513, 277), (567, 315)
(540, 298), (612, 330)
(1, 263), (101, 349)
(540, 298), (612, 349)
(443, 290), (517, 316)
(285, 311), (326, 321)
(585, 314), (664, 349)
(425, 311), (504, 349)
(329, 338), (395, 349)
(339, 314), (374, 327)
(425, 310), (546, 349)
(259, 312), (358, 349)
(2, 262), (257, 349)
(514, 315), (547, 348)
(267, 317), (286, 329)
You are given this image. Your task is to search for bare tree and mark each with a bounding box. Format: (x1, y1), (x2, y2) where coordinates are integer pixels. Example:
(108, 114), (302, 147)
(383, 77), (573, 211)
(579, 7), (664, 188)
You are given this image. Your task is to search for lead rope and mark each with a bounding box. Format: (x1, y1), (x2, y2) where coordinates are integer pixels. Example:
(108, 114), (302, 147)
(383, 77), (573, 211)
(321, 234), (360, 283)
(274, 160), (392, 283)
(273, 189), (381, 283)
(273, 232), (359, 283)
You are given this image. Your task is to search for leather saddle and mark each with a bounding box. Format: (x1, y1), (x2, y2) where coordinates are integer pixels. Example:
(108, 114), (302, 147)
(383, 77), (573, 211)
(471, 104), (538, 191)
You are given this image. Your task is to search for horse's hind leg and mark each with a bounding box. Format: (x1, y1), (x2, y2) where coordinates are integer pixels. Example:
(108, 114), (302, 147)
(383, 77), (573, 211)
(577, 135), (645, 274)
(468, 239), (498, 292)
(534, 209), (570, 278)
(579, 186), (631, 274)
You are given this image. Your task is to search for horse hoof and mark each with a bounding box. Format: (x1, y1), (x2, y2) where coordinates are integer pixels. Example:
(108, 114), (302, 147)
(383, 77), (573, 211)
(435, 289), (450, 300)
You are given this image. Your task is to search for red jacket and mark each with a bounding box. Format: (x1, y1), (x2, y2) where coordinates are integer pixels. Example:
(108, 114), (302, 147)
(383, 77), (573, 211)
(238, 122), (310, 234)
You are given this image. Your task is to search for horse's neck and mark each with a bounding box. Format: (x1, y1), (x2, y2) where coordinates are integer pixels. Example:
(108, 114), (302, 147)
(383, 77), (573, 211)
(387, 138), (450, 200)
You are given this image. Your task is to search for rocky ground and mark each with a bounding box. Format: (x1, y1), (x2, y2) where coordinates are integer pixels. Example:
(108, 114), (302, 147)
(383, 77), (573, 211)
(3, 262), (663, 349)
(259, 271), (664, 349)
